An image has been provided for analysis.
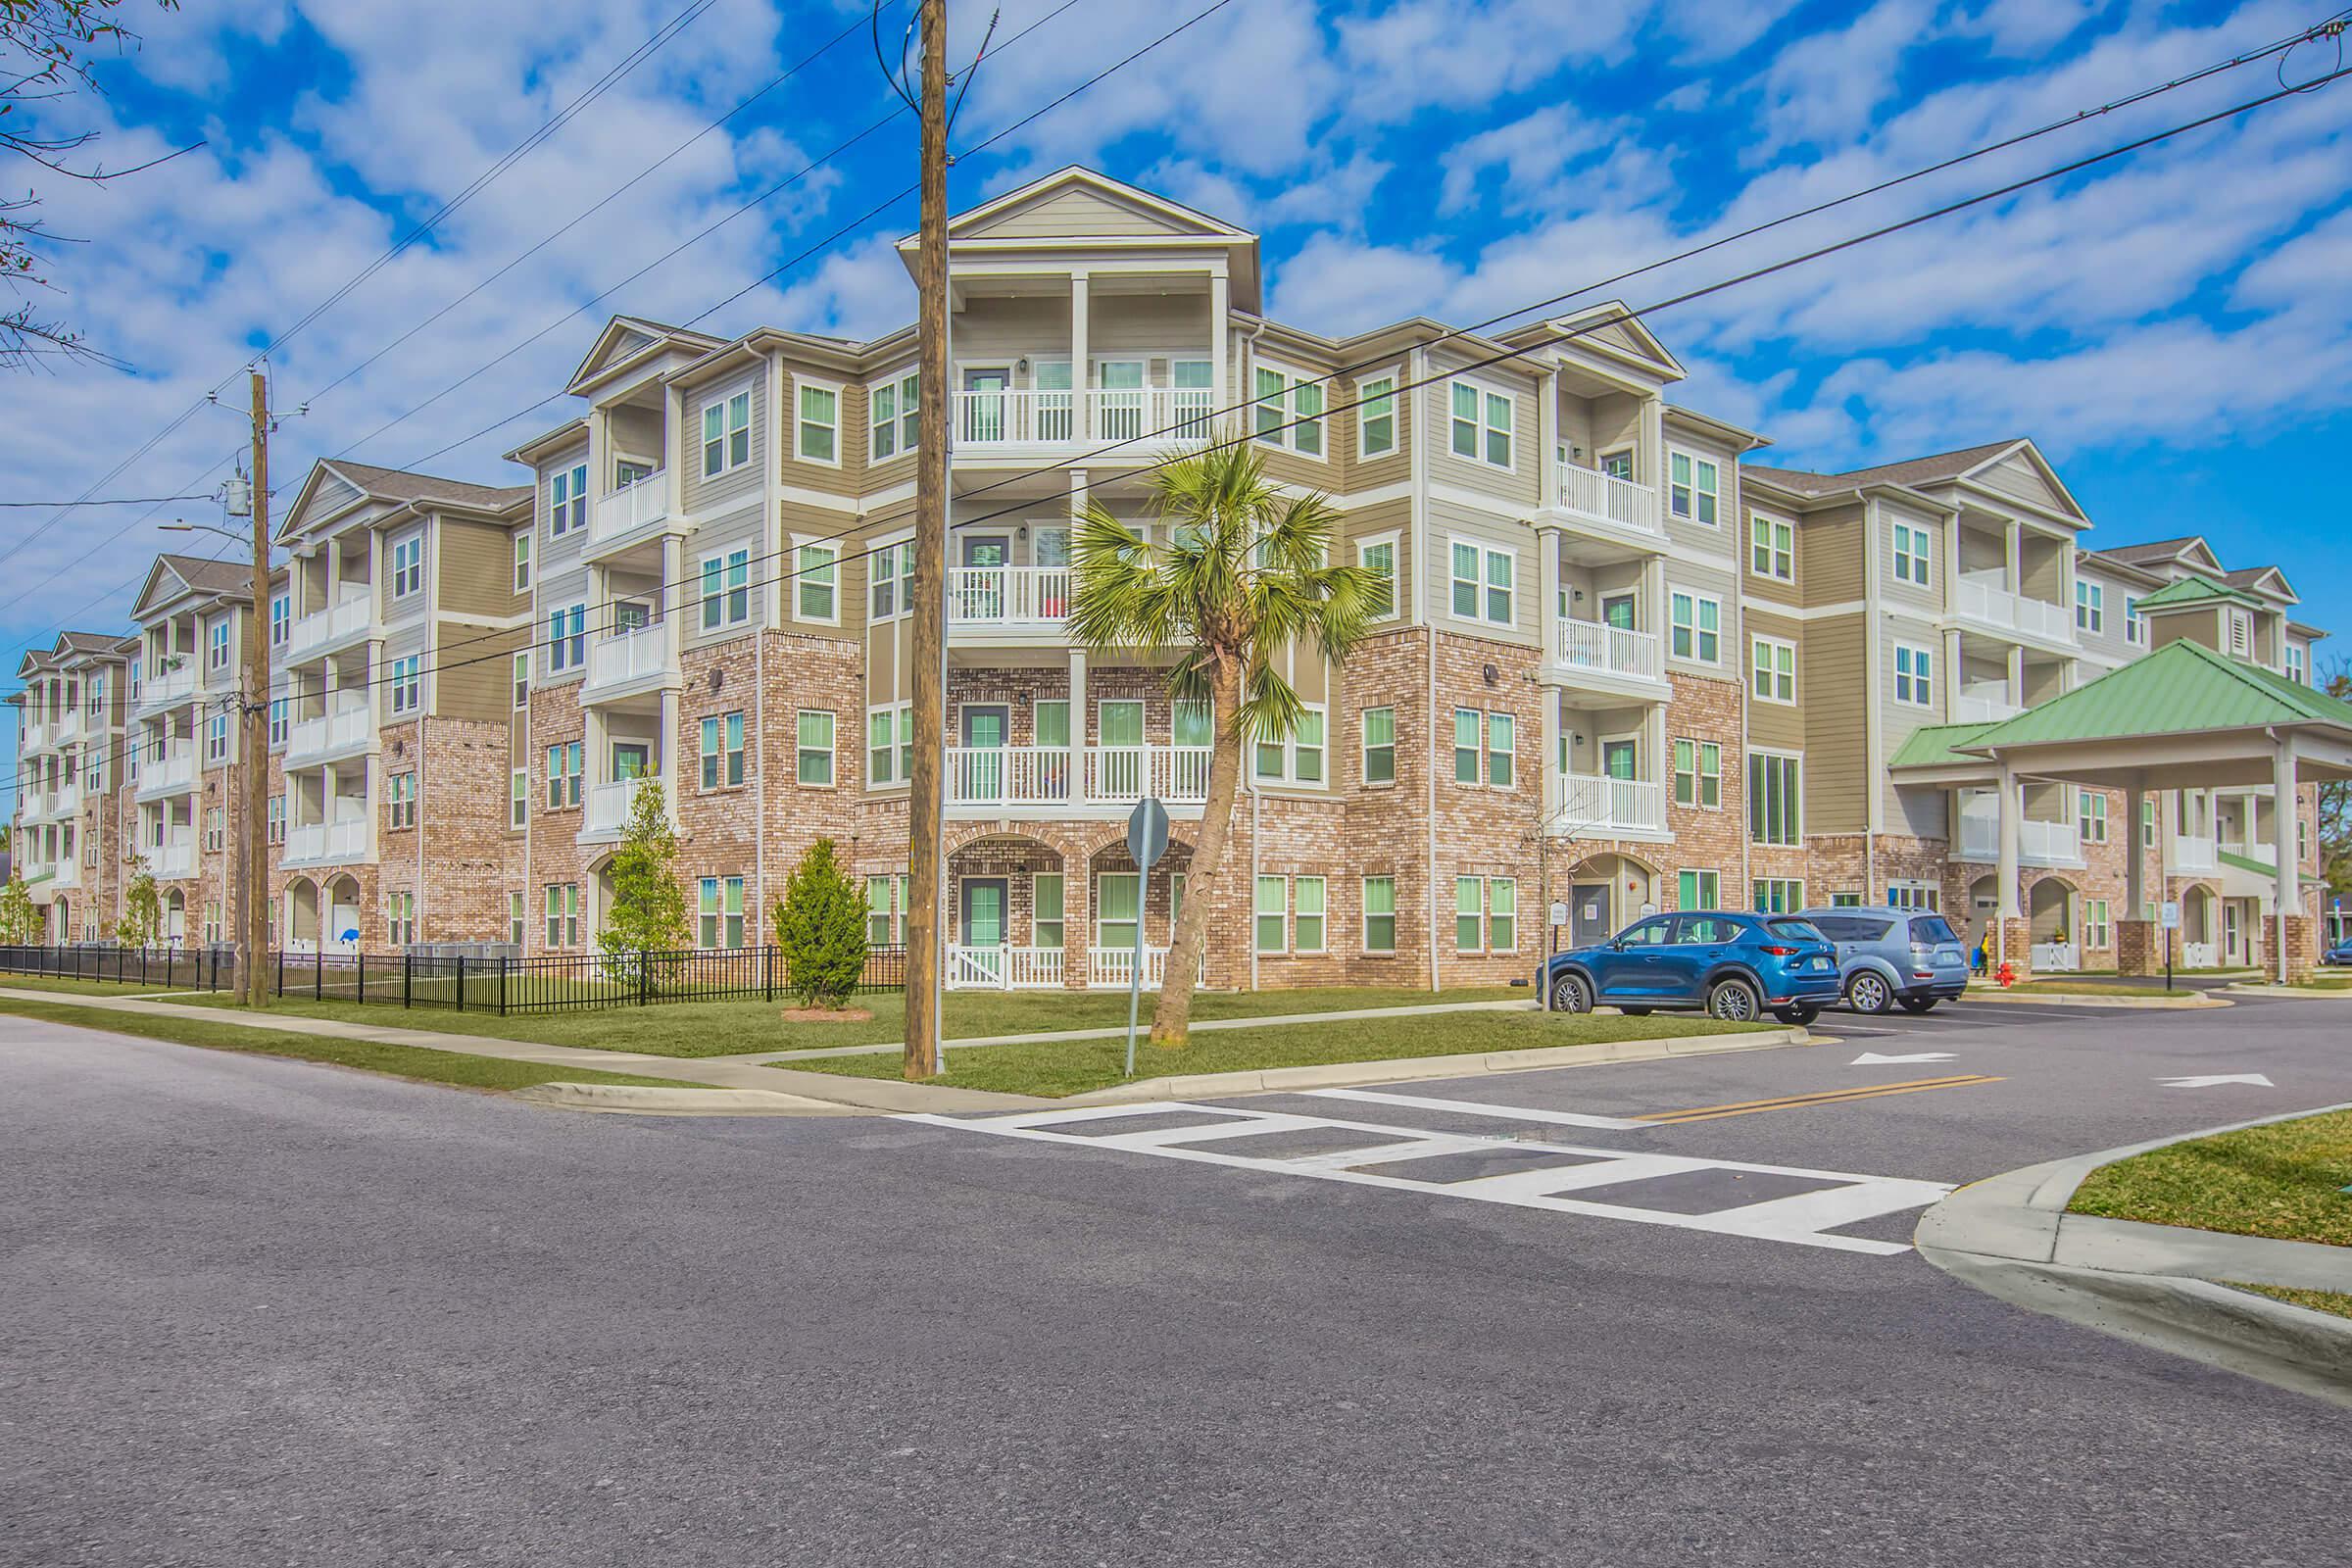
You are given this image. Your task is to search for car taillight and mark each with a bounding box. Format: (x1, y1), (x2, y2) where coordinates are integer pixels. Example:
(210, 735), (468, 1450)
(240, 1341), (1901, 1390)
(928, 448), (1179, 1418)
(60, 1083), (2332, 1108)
(1761, 944), (1800, 956)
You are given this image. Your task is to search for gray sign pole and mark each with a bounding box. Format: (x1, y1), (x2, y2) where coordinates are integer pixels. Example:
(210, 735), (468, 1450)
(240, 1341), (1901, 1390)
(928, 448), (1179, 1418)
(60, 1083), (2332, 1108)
(1124, 796), (1171, 1078)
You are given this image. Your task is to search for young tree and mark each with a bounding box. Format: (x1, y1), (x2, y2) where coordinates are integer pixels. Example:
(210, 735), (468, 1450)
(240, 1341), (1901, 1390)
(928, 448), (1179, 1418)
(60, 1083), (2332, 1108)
(773, 837), (869, 1010)
(2321, 658), (2352, 905)
(117, 853), (160, 948)
(0, 875), (37, 945)
(596, 777), (691, 992)
(1069, 441), (1376, 1047)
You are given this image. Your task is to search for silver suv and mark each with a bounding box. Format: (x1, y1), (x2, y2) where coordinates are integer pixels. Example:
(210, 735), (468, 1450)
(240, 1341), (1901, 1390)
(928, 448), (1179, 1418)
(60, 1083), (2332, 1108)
(1797, 906), (1970, 1014)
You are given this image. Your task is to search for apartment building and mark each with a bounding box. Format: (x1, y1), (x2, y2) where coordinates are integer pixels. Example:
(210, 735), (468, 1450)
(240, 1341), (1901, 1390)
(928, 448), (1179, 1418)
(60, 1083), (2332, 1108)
(10, 168), (2342, 980)
(7, 633), (131, 941)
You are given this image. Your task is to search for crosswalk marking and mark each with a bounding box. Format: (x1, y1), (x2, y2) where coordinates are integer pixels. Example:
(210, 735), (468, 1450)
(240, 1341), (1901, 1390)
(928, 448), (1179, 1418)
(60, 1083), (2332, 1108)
(901, 1102), (1953, 1256)
(1304, 1087), (1648, 1129)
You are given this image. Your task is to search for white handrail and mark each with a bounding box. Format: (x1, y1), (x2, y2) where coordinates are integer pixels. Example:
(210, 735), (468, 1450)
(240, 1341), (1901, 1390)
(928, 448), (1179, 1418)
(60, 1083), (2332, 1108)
(1555, 772), (1665, 833)
(1553, 619), (1661, 680)
(592, 469), (669, 542)
(946, 566), (1074, 623)
(1555, 460), (1660, 534)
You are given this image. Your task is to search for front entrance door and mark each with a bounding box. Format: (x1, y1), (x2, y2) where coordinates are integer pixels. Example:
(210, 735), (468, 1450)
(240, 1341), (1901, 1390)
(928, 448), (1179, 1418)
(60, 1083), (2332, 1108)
(958, 706), (1008, 804)
(1600, 594), (1637, 632)
(960, 368), (1009, 443)
(958, 535), (1010, 619)
(958, 879), (1008, 987)
(1571, 881), (1611, 948)
(2224, 900), (2244, 966)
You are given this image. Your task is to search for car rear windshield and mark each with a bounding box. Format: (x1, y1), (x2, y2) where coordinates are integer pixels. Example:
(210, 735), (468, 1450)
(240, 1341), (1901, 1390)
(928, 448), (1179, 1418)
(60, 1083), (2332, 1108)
(1810, 915), (1892, 941)
(1765, 918), (1828, 943)
(1909, 916), (1960, 946)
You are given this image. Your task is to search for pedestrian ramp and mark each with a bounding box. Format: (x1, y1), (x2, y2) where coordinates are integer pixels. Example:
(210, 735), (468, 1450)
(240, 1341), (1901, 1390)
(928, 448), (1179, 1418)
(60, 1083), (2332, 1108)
(898, 1102), (1953, 1256)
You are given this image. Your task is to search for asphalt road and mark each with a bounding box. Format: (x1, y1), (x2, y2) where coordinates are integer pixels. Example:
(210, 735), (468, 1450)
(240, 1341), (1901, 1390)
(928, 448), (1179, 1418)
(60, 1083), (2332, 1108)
(5, 997), (2349, 1567)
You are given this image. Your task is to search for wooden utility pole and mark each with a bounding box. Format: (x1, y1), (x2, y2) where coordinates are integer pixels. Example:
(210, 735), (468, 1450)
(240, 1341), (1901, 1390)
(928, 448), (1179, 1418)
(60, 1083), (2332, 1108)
(902, 0), (949, 1079)
(243, 368), (272, 1007)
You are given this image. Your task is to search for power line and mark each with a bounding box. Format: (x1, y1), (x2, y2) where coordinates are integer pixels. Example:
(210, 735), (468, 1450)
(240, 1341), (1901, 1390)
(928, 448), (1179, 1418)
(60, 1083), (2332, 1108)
(0, 494), (220, 508)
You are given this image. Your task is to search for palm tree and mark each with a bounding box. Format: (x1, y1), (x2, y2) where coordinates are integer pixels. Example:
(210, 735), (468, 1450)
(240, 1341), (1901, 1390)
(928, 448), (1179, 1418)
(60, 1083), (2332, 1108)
(1069, 442), (1377, 1047)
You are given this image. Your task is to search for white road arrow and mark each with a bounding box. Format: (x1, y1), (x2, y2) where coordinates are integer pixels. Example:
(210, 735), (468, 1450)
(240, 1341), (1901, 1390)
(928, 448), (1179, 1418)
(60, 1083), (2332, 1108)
(2157, 1073), (2275, 1089)
(1851, 1051), (1958, 1065)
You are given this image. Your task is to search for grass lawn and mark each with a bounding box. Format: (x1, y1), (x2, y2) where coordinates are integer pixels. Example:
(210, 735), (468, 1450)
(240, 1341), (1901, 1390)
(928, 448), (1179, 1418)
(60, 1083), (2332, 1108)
(1978, 980), (2188, 998)
(2070, 1108), (2352, 1248)
(773, 1009), (1768, 1098)
(2226, 1282), (2352, 1320)
(0, 973), (227, 999)
(0, 996), (700, 1094)
(69, 983), (1529, 1058)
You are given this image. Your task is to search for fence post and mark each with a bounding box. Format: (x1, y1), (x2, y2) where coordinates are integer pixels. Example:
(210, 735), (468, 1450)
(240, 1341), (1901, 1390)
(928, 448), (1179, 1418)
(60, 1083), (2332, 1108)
(639, 951), (650, 1008)
(455, 955), (466, 1014)
(763, 944), (773, 1002)
(403, 951), (413, 1009)
(274, 948), (283, 999)
(316, 945), (323, 1003)
(499, 955), (509, 1017)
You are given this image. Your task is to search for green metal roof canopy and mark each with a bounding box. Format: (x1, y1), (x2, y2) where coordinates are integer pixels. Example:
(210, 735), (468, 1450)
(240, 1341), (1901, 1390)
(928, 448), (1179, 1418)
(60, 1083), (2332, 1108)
(1951, 639), (2352, 790)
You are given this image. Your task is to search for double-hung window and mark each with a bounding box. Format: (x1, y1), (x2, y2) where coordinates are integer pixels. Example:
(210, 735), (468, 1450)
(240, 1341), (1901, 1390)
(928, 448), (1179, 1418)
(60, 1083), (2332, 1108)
(388, 771), (416, 830)
(511, 769), (527, 829)
(1252, 707), (1326, 785)
(546, 740), (583, 808)
(702, 390), (752, 476)
(270, 593), (290, 647)
(1669, 590), (1721, 663)
(2083, 898), (2111, 950)
(269, 696), (289, 747)
(1361, 876), (1396, 954)
(2126, 598), (2145, 646)
(548, 463), (587, 535)
(389, 654), (421, 715)
(797, 710), (835, 786)
(866, 704), (911, 787)
(1672, 739), (1722, 808)
(1293, 877), (1326, 953)
(866, 875), (906, 946)
(796, 539), (838, 622)
(1448, 539), (1514, 626)
(206, 712), (229, 762)
(1750, 635), (1796, 704)
(2287, 642), (2307, 684)
(1357, 535), (1397, 620)
(1449, 381), (1513, 468)
(1750, 514), (1793, 581)
(1452, 709), (1482, 785)
(1893, 643), (1935, 707)
(1668, 452), (1719, 524)
(546, 883), (580, 949)
(267, 795), (286, 846)
(1677, 868), (1722, 909)
(701, 549), (752, 630)
(1752, 878), (1805, 915)
(1486, 711), (1514, 788)
(1453, 877), (1515, 953)
(513, 534), (531, 592)
(1033, 873), (1064, 951)
(1748, 752), (1801, 846)
(868, 368), (919, 461)
(547, 605), (586, 673)
(208, 618), (231, 673)
(2075, 579), (2103, 633)
(509, 892), (527, 948)
(868, 539), (915, 620)
(1891, 521), (1931, 587)
(1361, 706), (1396, 785)
(1357, 371), (1397, 458)
(1254, 876), (1289, 954)
(699, 877), (747, 949)
(2078, 789), (2109, 844)
(700, 711), (746, 790)
(392, 534), (423, 598)
(1250, 365), (1325, 456)
(1095, 872), (1140, 954)
(797, 381), (839, 465)
(513, 653), (530, 710)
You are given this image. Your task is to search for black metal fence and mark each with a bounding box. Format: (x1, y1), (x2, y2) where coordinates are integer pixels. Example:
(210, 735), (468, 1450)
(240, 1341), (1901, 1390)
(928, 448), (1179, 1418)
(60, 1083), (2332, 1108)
(269, 944), (906, 1016)
(0, 943), (236, 991)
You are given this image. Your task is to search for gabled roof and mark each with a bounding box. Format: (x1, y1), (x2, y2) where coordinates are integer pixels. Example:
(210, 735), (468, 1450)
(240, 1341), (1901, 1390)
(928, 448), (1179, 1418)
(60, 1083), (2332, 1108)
(2220, 564), (2295, 602)
(564, 315), (724, 397)
(1745, 440), (2023, 497)
(1963, 638), (2352, 750)
(277, 459), (529, 544)
(2102, 535), (2226, 572)
(1889, 722), (1995, 770)
(2134, 572), (2263, 612)
(942, 165), (1255, 244)
(129, 553), (253, 621)
(52, 631), (122, 658)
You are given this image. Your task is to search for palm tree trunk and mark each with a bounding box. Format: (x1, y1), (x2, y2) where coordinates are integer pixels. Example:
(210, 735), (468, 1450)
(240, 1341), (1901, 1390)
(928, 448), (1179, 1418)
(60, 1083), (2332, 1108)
(1151, 660), (1243, 1047)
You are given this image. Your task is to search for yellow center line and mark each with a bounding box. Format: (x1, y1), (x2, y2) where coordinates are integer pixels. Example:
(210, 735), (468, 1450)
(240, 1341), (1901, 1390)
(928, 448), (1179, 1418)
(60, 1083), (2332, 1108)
(1635, 1075), (2007, 1125)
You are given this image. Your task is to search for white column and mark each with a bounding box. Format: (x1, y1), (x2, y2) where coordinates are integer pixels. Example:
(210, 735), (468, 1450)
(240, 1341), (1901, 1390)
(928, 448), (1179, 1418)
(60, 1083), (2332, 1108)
(2003, 519), (2022, 596)
(661, 536), (683, 664)
(1068, 271), (1090, 441)
(2006, 643), (2024, 709)
(2275, 733), (2299, 981)
(1536, 524), (1562, 666)
(1539, 685), (1559, 829)
(1208, 271), (1229, 432)
(1996, 760), (2022, 921)
(1941, 627), (1962, 718)
(1537, 369), (1559, 513)
(2125, 784), (2144, 920)
(1068, 646), (1087, 803)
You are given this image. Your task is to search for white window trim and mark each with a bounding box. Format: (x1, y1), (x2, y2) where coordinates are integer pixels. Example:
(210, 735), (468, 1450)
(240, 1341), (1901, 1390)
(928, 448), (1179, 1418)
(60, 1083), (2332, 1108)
(1747, 747), (1804, 847)
(1355, 366), (1401, 461)
(1748, 513), (1793, 582)
(700, 548), (753, 632)
(1446, 376), (1517, 473)
(1891, 519), (1932, 588)
(547, 604), (586, 676)
(1671, 737), (1724, 811)
(1357, 530), (1400, 622)
(796, 709), (838, 789)
(1251, 703), (1328, 788)
(867, 529), (915, 622)
(866, 367), (919, 463)
(1668, 587), (1724, 666)
(513, 533), (531, 593)
(792, 534), (841, 626)
(795, 374), (843, 469)
(1360, 874), (1398, 955)
(1750, 633), (1797, 705)
(1254, 875), (1290, 956)
(1445, 534), (1516, 629)
(1668, 449), (1720, 526)
(1893, 642), (1936, 708)
(865, 701), (912, 788)
(1250, 359), (1329, 461)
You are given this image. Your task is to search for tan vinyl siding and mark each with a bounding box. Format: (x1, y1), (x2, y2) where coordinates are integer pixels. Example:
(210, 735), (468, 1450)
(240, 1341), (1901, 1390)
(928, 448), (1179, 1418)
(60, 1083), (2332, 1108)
(969, 187), (1183, 239)
(1800, 612), (1868, 834)
(1744, 605), (1805, 750)
(1973, 452), (2068, 513)
(779, 501), (861, 640)
(435, 518), (525, 619)
(1424, 352), (1540, 508)
(1799, 501), (1865, 607)
(683, 368), (766, 514)
(1881, 495), (1942, 614)
(1341, 368), (1411, 491)
(608, 406), (664, 473)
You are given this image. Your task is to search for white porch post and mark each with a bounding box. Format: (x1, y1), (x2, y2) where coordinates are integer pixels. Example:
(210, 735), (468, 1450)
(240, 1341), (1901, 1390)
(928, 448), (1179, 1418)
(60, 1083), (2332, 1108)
(1996, 760), (2022, 933)
(1208, 271), (1229, 428)
(2005, 643), (2024, 710)
(2125, 784), (2145, 920)
(1068, 646), (1087, 804)
(2274, 731), (2298, 982)
(2003, 519), (2022, 596)
(1538, 370), (1560, 512)
(1941, 627), (1962, 718)
(1536, 523), (1561, 667)
(1068, 271), (1090, 441)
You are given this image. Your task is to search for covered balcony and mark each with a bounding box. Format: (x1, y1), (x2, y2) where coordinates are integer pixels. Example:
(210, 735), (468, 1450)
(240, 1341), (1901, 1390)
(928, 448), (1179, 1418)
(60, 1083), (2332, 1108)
(1553, 459), (1660, 539)
(1548, 696), (1669, 839)
(580, 622), (680, 704)
(287, 695), (374, 767)
(135, 742), (197, 801)
(287, 590), (377, 663)
(587, 467), (673, 558)
(137, 661), (198, 714)
(944, 744), (1210, 813)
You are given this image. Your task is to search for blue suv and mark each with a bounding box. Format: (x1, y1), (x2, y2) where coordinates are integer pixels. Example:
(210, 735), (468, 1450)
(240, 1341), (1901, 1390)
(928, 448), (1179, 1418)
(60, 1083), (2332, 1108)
(1544, 911), (1840, 1025)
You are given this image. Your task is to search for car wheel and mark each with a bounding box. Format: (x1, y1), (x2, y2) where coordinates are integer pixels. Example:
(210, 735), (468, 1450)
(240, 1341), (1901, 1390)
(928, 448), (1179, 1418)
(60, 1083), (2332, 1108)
(1706, 977), (1761, 1022)
(1774, 1004), (1819, 1025)
(1847, 970), (1893, 1014)
(1550, 971), (1592, 1014)
(1897, 996), (1936, 1013)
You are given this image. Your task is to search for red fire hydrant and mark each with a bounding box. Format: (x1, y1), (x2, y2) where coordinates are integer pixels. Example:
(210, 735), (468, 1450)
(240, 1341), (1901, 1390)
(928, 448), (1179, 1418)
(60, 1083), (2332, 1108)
(1996, 959), (2016, 989)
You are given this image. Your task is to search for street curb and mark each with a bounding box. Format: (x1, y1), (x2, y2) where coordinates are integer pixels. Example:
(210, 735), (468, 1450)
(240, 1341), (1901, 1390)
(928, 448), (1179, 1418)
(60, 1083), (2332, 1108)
(1959, 990), (2226, 1009)
(2224, 984), (2352, 1001)
(513, 1083), (866, 1115)
(1053, 1025), (1806, 1106)
(1915, 1102), (2352, 1408)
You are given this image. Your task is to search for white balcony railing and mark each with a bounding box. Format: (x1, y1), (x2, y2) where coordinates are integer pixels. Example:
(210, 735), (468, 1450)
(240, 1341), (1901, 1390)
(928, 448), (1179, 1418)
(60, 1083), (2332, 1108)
(2172, 833), (2218, 873)
(1552, 619), (1662, 683)
(1555, 461), (1661, 536)
(583, 624), (678, 698)
(287, 700), (373, 765)
(137, 745), (196, 798)
(946, 945), (1066, 990)
(947, 566), (1073, 625)
(1957, 812), (2082, 864)
(152, 838), (196, 880)
(140, 663), (197, 710)
(582, 777), (661, 837)
(954, 387), (1215, 449)
(1951, 683), (2023, 724)
(285, 815), (368, 866)
(50, 859), (80, 890)
(49, 782), (79, 817)
(1555, 772), (1667, 835)
(943, 745), (1213, 809)
(53, 709), (85, 743)
(948, 746), (1074, 807)
(20, 719), (48, 753)
(1954, 574), (2076, 645)
(1083, 745), (1212, 806)
(288, 594), (375, 662)
(591, 469), (670, 546)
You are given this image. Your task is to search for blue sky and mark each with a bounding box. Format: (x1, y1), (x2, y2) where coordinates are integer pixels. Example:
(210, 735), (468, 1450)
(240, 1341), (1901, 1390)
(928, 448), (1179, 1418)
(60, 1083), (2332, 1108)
(3, 0), (2349, 810)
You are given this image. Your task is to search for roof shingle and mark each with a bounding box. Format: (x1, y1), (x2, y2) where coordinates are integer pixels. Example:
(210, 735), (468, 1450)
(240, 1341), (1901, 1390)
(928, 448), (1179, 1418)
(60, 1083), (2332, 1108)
(1743, 439), (2024, 496)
